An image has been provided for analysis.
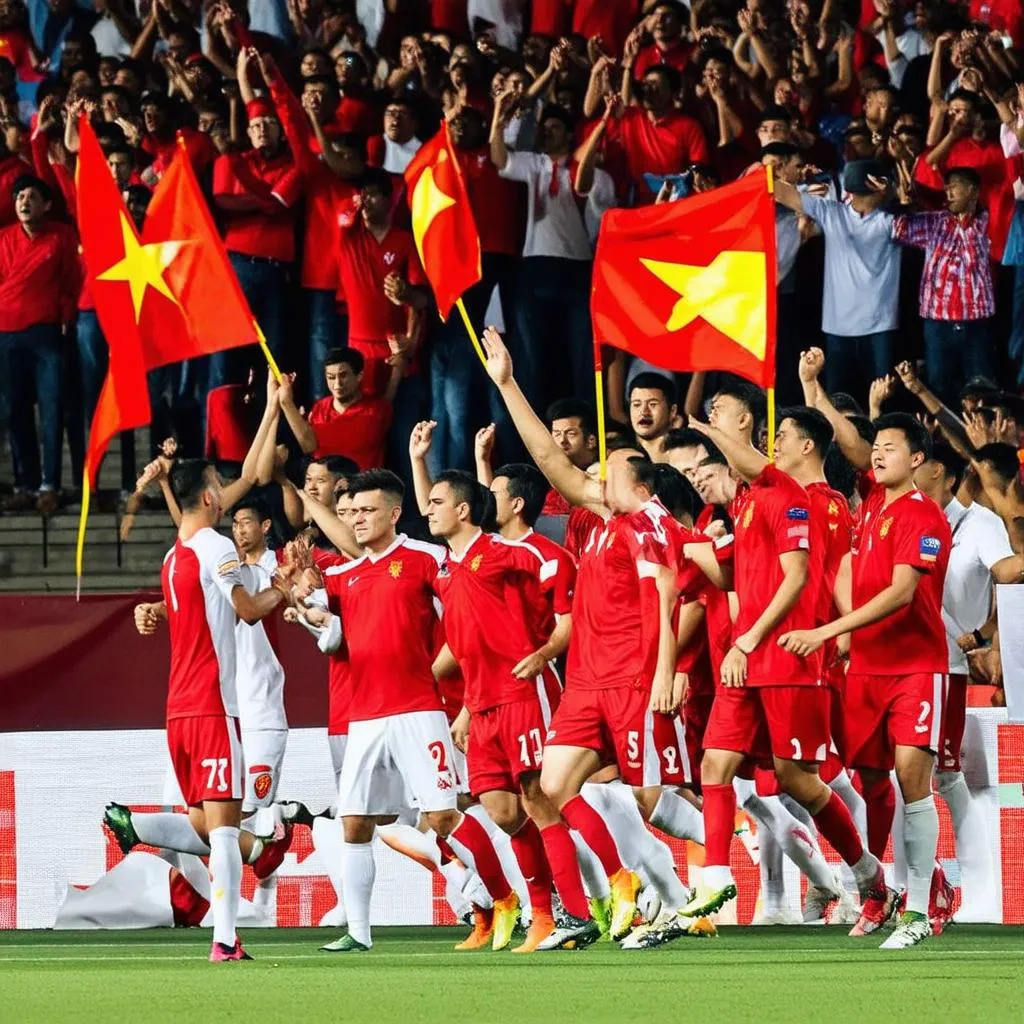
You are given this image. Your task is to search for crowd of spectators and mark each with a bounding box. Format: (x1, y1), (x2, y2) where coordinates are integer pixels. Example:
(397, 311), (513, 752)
(0, 0), (1021, 519)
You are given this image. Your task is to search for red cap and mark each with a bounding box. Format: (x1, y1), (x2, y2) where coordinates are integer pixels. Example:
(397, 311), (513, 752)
(245, 98), (277, 122)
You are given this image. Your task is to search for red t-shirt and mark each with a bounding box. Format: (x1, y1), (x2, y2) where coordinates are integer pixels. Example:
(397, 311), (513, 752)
(573, 0), (639, 57)
(969, 0), (1023, 47)
(849, 484), (950, 676)
(515, 527), (577, 637)
(458, 146), (525, 257)
(807, 481), (853, 688)
(542, 487), (572, 517)
(307, 393), (392, 468)
(205, 384), (259, 463)
(693, 504), (735, 683)
(322, 535), (447, 721)
(433, 532), (555, 713)
(213, 148), (303, 262)
(634, 38), (693, 78)
(0, 219), (80, 331)
(566, 499), (682, 691)
(733, 465), (821, 687)
(332, 94), (383, 137)
(564, 505), (604, 559)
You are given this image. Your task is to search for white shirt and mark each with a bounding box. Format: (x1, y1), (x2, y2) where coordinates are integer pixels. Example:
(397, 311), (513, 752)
(942, 497), (1013, 674)
(234, 548), (288, 731)
(382, 135), (422, 175)
(500, 150), (615, 260)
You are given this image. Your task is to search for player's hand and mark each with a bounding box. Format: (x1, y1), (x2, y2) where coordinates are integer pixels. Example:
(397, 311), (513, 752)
(474, 423), (495, 464)
(481, 325), (513, 386)
(799, 347), (825, 383)
(672, 671), (689, 708)
(833, 633), (851, 664)
(511, 649), (549, 680)
(648, 670), (677, 713)
(777, 628), (825, 657)
(277, 372), (297, 407)
(302, 606), (331, 628)
(133, 603), (160, 636)
(720, 645), (747, 688)
(383, 272), (409, 305)
(956, 631), (979, 653)
(283, 607), (301, 624)
(409, 420), (437, 461)
(450, 707), (471, 754)
(895, 360), (923, 396)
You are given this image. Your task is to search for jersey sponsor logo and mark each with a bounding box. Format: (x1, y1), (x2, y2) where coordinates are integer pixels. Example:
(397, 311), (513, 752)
(919, 536), (941, 562)
(388, 560), (403, 578)
(879, 517), (893, 538)
(470, 554), (483, 573)
(436, 774), (454, 791)
(348, 576), (360, 587)
(785, 506), (809, 520)
(252, 772), (273, 800)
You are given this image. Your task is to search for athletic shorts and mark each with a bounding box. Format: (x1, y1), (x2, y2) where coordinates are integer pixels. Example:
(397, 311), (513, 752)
(166, 714), (243, 807)
(702, 685), (831, 763)
(241, 728), (288, 813)
(682, 690), (715, 787)
(938, 673), (969, 773)
(468, 668), (560, 794)
(338, 710), (459, 816)
(546, 684), (688, 788)
(845, 671), (947, 772)
(328, 732), (348, 785)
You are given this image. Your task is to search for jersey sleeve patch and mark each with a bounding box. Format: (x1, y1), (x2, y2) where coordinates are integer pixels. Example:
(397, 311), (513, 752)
(919, 535), (941, 562)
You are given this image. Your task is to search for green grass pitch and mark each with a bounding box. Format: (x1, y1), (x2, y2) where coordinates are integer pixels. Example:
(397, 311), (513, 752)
(0, 925), (1020, 1023)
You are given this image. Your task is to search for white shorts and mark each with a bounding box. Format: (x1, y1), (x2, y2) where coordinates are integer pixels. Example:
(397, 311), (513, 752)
(452, 745), (469, 796)
(338, 710), (459, 816)
(328, 733), (348, 786)
(241, 728), (288, 813)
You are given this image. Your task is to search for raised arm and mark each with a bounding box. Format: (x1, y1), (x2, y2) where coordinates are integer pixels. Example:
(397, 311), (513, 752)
(277, 372), (318, 454)
(574, 93), (618, 195)
(687, 417), (767, 483)
(408, 419), (437, 515)
(474, 424), (495, 486)
(894, 360), (974, 459)
(220, 372), (282, 508)
(800, 348), (872, 470)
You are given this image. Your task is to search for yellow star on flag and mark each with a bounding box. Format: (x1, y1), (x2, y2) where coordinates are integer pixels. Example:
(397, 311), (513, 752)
(96, 212), (187, 322)
(640, 250), (767, 360)
(410, 153), (456, 260)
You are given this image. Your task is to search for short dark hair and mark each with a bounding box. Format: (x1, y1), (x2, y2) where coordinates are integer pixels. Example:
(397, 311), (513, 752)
(309, 454), (360, 482)
(323, 347), (364, 375)
(304, 73), (339, 92)
(974, 443), (1020, 485)
(494, 463), (547, 526)
(664, 427), (712, 453)
(435, 469), (492, 527)
(873, 412), (933, 459)
(829, 392), (863, 416)
(171, 458), (215, 512)
(760, 141), (800, 159)
(824, 445), (858, 500)
(650, 463), (701, 521)
(944, 165), (981, 191)
(628, 372), (677, 405)
(949, 88), (981, 112)
(758, 105), (793, 126)
(11, 174), (52, 203)
(332, 132), (368, 160)
(538, 104), (574, 133)
(642, 64), (682, 94)
(778, 406), (834, 457)
(359, 166), (393, 197)
(232, 497), (271, 522)
(713, 379), (767, 439)
(928, 442), (967, 493)
(350, 467), (405, 503)
(607, 434), (647, 456)
(604, 419), (633, 444)
(847, 413), (877, 444)
(546, 397), (597, 437)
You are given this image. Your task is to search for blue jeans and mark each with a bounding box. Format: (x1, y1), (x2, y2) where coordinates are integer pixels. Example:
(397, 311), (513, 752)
(513, 256), (593, 414)
(0, 323), (63, 491)
(306, 288), (346, 404)
(1010, 267), (1024, 388)
(922, 318), (995, 406)
(823, 331), (896, 406)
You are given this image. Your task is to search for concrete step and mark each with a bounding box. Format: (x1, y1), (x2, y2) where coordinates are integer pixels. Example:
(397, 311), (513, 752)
(0, 570), (159, 594)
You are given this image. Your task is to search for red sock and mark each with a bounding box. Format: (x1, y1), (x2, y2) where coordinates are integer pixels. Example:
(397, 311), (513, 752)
(860, 773), (895, 859)
(448, 814), (511, 901)
(812, 791), (865, 867)
(510, 819), (554, 918)
(435, 836), (457, 865)
(702, 783), (736, 868)
(539, 821), (590, 920)
(560, 795), (622, 876)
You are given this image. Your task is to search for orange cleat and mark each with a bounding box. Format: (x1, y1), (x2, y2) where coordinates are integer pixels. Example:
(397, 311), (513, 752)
(454, 905), (494, 950)
(510, 911), (556, 954)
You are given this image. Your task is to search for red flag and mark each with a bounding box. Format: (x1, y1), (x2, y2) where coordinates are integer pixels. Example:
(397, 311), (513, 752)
(591, 169), (777, 388)
(404, 122), (481, 320)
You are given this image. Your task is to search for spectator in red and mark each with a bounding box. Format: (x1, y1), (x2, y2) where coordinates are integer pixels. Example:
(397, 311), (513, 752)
(0, 175), (79, 515)
(138, 91), (215, 186)
(629, 1), (691, 77)
(333, 50), (381, 136)
(0, 121), (27, 225)
(279, 347), (393, 471)
(212, 79), (302, 388)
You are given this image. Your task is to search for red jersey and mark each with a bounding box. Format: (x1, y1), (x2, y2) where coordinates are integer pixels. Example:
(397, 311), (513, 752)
(634, 39), (693, 77)
(807, 481), (853, 688)
(849, 484), (950, 676)
(458, 147), (525, 256)
(433, 532), (555, 713)
(161, 528), (245, 720)
(0, 219), (80, 331)
(514, 528), (577, 624)
(142, 127), (215, 181)
(322, 535), (446, 721)
(693, 504), (736, 683)
(564, 505), (604, 559)
(733, 465), (821, 687)
(566, 499), (681, 691)
(307, 394), (392, 468)
(573, 0), (639, 56)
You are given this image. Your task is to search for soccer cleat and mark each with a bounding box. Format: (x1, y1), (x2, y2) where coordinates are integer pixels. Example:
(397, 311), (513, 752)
(209, 939), (253, 962)
(802, 883), (838, 925)
(829, 886), (862, 926)
(879, 913), (931, 949)
(929, 865), (960, 936)
(277, 801), (317, 827)
(454, 906), (494, 950)
(103, 802), (140, 855)
(510, 911), (556, 954)
(849, 879), (899, 937)
(758, 909), (803, 926)
(589, 895), (612, 937)
(252, 823), (294, 880)
(679, 880), (738, 919)
(608, 868), (642, 941)
(320, 933), (370, 953)
(621, 910), (718, 950)
(535, 912), (602, 951)
(491, 891), (522, 950)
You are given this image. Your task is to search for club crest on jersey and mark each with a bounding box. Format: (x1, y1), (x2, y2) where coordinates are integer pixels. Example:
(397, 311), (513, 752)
(919, 536), (941, 562)
(741, 501), (755, 529)
(470, 554), (483, 572)
(828, 500), (839, 516)
(252, 772), (273, 800)
(388, 560), (403, 578)
(879, 517), (893, 538)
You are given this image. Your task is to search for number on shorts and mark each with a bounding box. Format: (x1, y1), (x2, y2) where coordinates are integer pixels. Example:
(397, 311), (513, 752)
(518, 728), (544, 767)
(662, 745), (678, 775)
(201, 757), (228, 793)
(790, 737), (803, 761)
(915, 701), (931, 735)
(627, 731), (640, 762)
(428, 740), (449, 774)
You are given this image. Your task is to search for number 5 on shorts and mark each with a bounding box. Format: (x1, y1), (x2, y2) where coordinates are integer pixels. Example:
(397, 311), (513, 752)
(201, 757), (229, 792)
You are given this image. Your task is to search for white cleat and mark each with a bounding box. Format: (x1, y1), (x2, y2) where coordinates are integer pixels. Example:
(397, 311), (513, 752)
(757, 909), (803, 926)
(879, 916), (931, 950)
(829, 886), (861, 926)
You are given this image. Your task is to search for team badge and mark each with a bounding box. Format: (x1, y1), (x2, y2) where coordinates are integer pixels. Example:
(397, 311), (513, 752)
(389, 560), (403, 578)
(828, 500), (839, 516)
(470, 554), (483, 572)
(741, 501), (755, 529)
(879, 517), (893, 539)
(253, 772), (273, 800)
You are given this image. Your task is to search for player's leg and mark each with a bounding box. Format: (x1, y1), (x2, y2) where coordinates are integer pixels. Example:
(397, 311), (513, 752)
(634, 714), (705, 844)
(204, 797), (249, 961)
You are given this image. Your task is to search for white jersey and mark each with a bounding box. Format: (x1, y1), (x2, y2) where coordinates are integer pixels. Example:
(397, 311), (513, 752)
(234, 547), (288, 731)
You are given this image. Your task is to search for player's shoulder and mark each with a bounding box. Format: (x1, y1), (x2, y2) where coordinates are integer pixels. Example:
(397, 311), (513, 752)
(399, 535), (447, 567)
(630, 497), (676, 536)
(186, 527), (239, 566)
(907, 490), (952, 531)
(325, 553), (366, 577)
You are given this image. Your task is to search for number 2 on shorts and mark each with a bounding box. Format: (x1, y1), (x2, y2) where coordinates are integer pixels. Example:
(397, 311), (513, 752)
(428, 740), (449, 774)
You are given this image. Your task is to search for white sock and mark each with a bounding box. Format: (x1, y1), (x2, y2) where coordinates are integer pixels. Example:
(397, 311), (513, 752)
(570, 830), (612, 899)
(311, 817), (347, 921)
(465, 805), (528, 908)
(850, 851), (883, 895)
(936, 770), (993, 905)
(829, 770), (867, 893)
(252, 875), (277, 922)
(438, 859), (485, 916)
(891, 779), (908, 891)
(759, 827), (787, 917)
(903, 796), (939, 917)
(742, 793), (836, 893)
(341, 841), (375, 946)
(208, 825), (242, 947)
(650, 789), (705, 844)
(132, 812), (210, 855)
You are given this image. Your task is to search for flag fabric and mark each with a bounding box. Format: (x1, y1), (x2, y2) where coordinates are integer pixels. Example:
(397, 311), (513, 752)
(76, 118), (152, 491)
(591, 168), (777, 388)
(404, 121), (481, 320)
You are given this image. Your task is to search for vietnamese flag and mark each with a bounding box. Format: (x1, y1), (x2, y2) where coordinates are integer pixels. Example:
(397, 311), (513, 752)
(591, 169), (777, 389)
(404, 121), (481, 321)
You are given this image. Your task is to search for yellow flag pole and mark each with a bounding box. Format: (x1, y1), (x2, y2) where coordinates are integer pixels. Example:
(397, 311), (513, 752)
(767, 386), (776, 464)
(454, 297), (487, 368)
(252, 319), (283, 382)
(594, 366), (608, 482)
(75, 469), (91, 601)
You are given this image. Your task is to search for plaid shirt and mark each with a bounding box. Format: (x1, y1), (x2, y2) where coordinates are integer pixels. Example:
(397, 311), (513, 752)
(892, 209), (994, 321)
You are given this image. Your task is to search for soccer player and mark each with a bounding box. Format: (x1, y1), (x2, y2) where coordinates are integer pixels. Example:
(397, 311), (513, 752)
(131, 459), (293, 961)
(681, 409), (885, 929)
(780, 413), (951, 948)
(292, 469), (523, 953)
